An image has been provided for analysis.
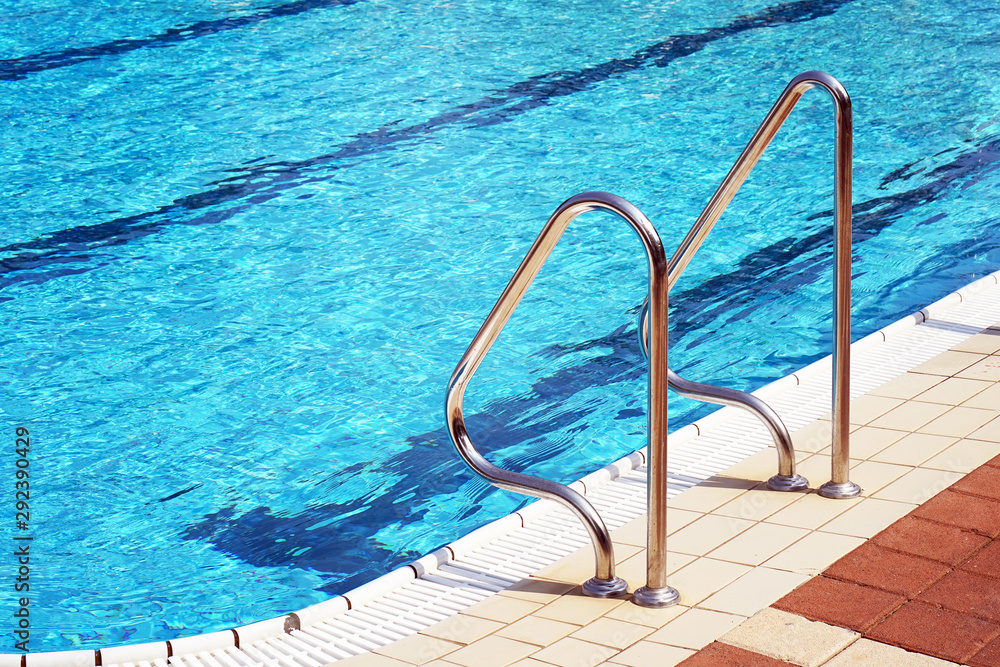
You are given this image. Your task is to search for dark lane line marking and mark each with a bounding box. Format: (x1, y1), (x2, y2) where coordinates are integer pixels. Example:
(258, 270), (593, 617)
(0, 0), (857, 287)
(0, 0), (365, 81)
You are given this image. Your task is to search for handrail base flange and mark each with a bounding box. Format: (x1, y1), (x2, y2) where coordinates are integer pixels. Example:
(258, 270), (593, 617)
(632, 584), (680, 608)
(767, 474), (809, 492)
(583, 576), (629, 599)
(818, 480), (862, 499)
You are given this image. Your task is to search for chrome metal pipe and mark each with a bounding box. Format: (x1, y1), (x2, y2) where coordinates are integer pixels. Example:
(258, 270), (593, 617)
(637, 301), (807, 491)
(662, 71), (860, 499)
(670, 370), (807, 491)
(446, 191), (676, 603)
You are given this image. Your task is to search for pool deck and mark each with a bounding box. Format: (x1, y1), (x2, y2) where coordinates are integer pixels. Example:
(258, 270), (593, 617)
(17, 271), (1000, 667)
(327, 281), (1000, 667)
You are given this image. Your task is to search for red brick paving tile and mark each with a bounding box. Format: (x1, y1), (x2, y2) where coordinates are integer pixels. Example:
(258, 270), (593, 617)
(676, 642), (797, 666)
(772, 575), (905, 632)
(866, 601), (1000, 663)
(963, 540), (1000, 579)
(953, 466), (1000, 502)
(872, 516), (991, 565)
(967, 634), (1000, 667)
(823, 542), (950, 597)
(987, 453), (1000, 469)
(911, 490), (1000, 537)
(917, 569), (1000, 623)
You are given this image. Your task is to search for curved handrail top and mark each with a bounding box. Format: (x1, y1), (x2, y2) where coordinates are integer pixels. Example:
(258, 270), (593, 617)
(445, 191), (669, 497)
(444, 191), (669, 593)
(446, 191), (667, 413)
(666, 70), (852, 291)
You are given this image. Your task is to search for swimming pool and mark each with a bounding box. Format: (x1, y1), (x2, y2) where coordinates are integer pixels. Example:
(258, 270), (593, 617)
(2, 0), (999, 652)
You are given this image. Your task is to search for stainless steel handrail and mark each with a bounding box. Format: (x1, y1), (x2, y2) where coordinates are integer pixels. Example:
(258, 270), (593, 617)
(643, 70), (860, 499)
(637, 301), (806, 492)
(445, 191), (675, 603)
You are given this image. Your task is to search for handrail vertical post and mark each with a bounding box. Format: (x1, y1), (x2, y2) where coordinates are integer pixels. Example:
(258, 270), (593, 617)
(632, 248), (679, 608)
(818, 83), (862, 499)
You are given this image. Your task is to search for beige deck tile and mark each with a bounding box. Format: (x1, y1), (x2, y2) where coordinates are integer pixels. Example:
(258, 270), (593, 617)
(720, 608), (859, 667)
(706, 522), (809, 566)
(762, 530), (865, 575)
(668, 513), (754, 556)
(615, 551), (694, 591)
(374, 633), (463, 664)
(496, 615), (579, 647)
(605, 641), (694, 666)
(506, 661), (555, 667)
(499, 578), (576, 604)
(868, 432), (958, 466)
(604, 600), (686, 629)
(698, 566), (809, 617)
(667, 557), (751, 606)
(421, 613), (506, 645)
(869, 372), (944, 400)
(952, 331), (1000, 355)
(615, 544), (643, 562)
(914, 376), (994, 405)
(666, 508), (705, 534)
(910, 350), (986, 376)
(570, 617), (655, 650)
(790, 455), (834, 489)
(822, 637), (960, 666)
(763, 492), (863, 530)
(795, 447), (815, 464)
(850, 459), (913, 494)
(462, 594), (544, 624)
(792, 420), (834, 453)
(417, 661), (464, 666)
(529, 637), (618, 667)
(646, 607), (744, 650)
(962, 382), (1000, 410)
(336, 653), (417, 666)
(818, 497), (916, 538)
(867, 400), (951, 431)
(832, 425), (908, 460)
(794, 456), (909, 495)
(922, 438), (1000, 472)
(918, 405), (999, 438)
(968, 415), (1000, 443)
(442, 635), (538, 667)
(668, 475), (757, 513)
(532, 591), (627, 625)
(848, 394), (906, 424)
(713, 487), (806, 522)
(609, 510), (702, 550)
(956, 355), (1000, 381)
(610, 517), (646, 548)
(534, 544), (641, 587)
(870, 467), (964, 504)
(716, 448), (786, 483)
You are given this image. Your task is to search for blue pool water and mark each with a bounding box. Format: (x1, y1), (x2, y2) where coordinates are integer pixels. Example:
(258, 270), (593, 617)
(2, 0), (999, 651)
